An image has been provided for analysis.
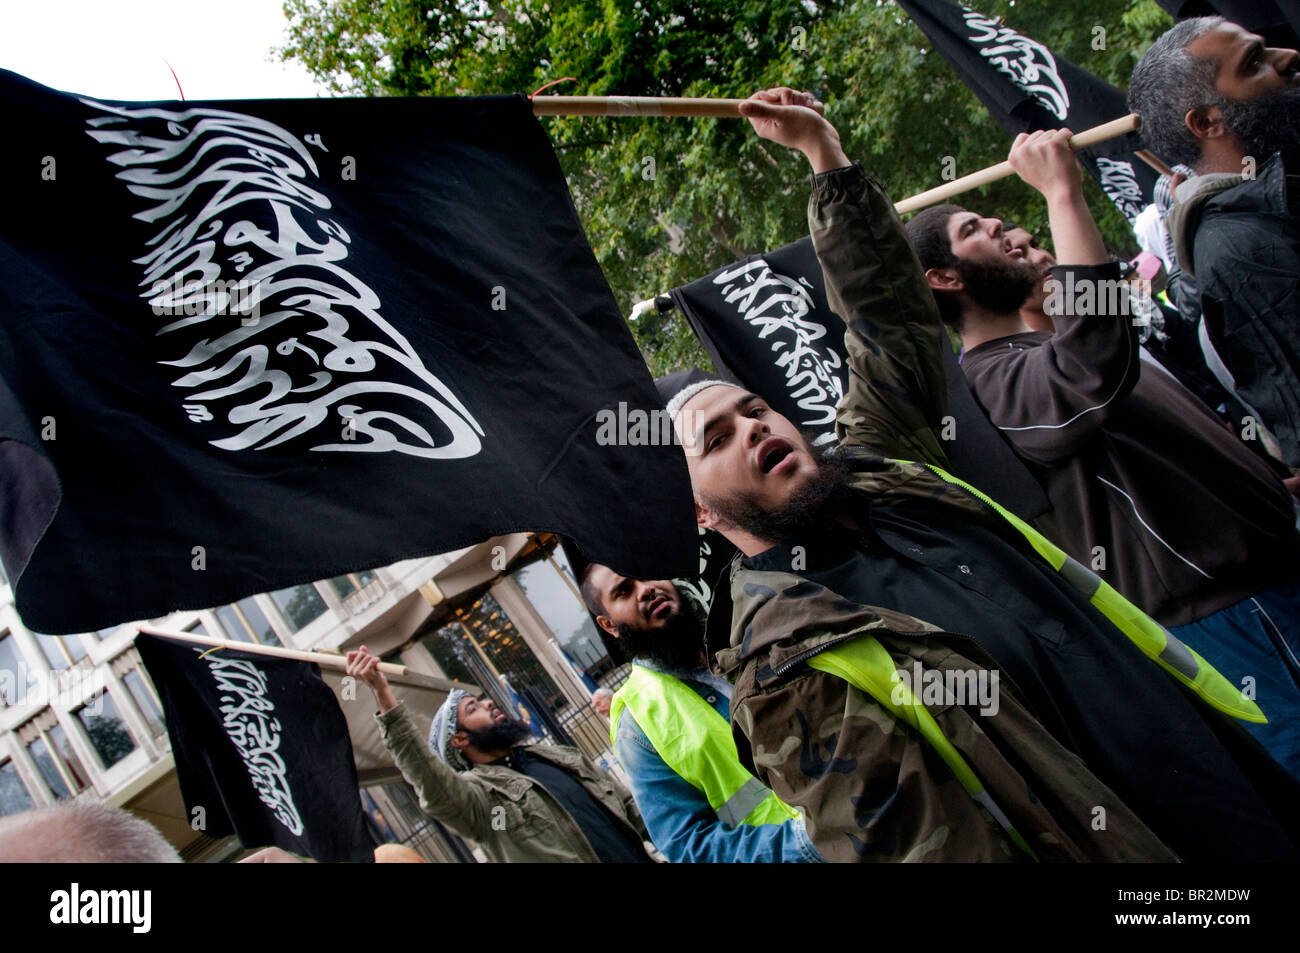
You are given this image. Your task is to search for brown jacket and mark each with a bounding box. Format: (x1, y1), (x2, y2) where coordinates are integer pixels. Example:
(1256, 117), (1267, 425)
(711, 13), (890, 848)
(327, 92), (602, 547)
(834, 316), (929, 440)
(961, 272), (1300, 627)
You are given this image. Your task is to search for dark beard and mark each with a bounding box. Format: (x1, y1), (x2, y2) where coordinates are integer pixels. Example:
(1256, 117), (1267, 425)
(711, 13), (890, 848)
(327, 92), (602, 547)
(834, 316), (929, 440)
(461, 716), (533, 753)
(1221, 84), (1300, 170)
(615, 600), (705, 671)
(701, 442), (851, 546)
(956, 255), (1041, 315)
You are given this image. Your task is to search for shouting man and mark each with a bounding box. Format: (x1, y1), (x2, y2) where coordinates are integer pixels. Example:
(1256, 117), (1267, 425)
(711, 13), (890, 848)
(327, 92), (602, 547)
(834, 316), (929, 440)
(664, 87), (1300, 863)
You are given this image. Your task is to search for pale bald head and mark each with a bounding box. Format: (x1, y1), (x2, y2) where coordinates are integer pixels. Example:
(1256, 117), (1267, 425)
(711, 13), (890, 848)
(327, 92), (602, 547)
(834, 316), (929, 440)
(0, 800), (181, 863)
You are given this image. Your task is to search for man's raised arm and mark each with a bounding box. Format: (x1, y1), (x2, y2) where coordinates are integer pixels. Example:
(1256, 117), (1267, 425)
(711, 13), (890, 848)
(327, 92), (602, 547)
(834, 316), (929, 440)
(740, 88), (952, 466)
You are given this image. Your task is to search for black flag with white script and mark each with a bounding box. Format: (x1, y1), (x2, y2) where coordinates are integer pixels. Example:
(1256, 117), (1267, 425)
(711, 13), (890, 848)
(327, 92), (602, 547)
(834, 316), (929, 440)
(134, 633), (374, 862)
(0, 70), (696, 633)
(897, 0), (1160, 224)
(669, 237), (1050, 521)
(669, 238), (847, 448)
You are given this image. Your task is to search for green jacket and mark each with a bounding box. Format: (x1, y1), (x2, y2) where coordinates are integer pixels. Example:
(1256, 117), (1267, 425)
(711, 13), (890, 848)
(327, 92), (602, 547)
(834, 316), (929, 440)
(713, 163), (1183, 863)
(376, 701), (650, 863)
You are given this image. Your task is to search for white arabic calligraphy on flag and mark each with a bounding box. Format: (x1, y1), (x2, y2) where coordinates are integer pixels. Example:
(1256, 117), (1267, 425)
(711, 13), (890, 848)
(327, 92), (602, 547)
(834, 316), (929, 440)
(81, 99), (485, 460)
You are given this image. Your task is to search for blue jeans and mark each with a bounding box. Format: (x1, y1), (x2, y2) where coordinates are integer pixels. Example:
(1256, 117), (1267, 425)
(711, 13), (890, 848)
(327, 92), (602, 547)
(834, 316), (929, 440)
(1172, 580), (1300, 777)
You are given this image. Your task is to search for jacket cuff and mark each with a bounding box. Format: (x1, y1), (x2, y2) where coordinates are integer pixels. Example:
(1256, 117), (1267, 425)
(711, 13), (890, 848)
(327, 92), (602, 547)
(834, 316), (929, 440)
(375, 700), (409, 730)
(1045, 261), (1123, 282)
(809, 161), (869, 197)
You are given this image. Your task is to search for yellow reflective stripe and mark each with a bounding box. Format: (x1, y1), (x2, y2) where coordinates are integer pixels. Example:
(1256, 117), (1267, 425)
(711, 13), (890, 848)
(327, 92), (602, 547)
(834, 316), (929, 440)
(611, 666), (799, 826)
(910, 461), (1265, 724)
(717, 777), (772, 828)
(808, 639), (1038, 861)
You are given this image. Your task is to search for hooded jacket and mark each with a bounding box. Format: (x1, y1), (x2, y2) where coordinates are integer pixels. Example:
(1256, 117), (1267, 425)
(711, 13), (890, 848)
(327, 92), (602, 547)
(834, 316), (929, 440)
(1165, 153), (1300, 466)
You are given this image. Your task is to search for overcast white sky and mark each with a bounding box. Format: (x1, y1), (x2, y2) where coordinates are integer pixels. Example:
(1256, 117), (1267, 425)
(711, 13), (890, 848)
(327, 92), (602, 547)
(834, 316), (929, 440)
(1, 0), (326, 100)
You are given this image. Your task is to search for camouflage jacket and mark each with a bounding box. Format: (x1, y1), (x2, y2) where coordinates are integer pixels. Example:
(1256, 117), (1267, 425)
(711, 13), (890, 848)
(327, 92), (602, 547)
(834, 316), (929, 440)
(711, 164), (1177, 863)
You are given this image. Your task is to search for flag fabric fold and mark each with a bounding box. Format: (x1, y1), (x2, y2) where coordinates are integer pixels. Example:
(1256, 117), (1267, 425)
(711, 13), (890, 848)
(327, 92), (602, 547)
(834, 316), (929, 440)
(0, 70), (696, 633)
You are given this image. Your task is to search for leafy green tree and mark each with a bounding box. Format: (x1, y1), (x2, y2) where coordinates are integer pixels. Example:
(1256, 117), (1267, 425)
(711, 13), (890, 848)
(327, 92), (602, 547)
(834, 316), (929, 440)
(279, 0), (1173, 375)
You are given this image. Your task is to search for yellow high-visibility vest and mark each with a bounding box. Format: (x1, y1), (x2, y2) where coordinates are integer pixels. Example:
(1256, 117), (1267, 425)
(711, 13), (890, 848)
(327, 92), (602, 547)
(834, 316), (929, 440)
(610, 664), (799, 828)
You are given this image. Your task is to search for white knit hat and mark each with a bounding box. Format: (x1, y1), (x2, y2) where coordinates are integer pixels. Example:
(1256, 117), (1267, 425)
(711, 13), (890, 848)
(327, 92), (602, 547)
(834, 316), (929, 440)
(664, 378), (746, 424)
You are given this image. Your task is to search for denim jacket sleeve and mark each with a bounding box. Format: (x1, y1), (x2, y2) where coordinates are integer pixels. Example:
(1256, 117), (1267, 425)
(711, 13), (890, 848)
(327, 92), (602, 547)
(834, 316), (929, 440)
(613, 708), (823, 863)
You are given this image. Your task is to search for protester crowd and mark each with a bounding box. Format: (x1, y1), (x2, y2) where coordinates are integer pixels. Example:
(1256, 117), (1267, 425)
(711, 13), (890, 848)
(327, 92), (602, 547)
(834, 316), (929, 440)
(3, 15), (1295, 865)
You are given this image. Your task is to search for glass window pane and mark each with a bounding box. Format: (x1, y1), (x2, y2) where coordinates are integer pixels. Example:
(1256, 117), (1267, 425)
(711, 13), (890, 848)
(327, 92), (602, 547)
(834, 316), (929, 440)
(214, 606), (252, 643)
(32, 634), (68, 672)
(513, 555), (608, 671)
(328, 575), (357, 599)
(78, 693), (137, 769)
(124, 670), (165, 737)
(64, 636), (87, 662)
(356, 569), (376, 587)
(0, 635), (23, 705)
(235, 598), (280, 647)
(27, 737), (70, 799)
(269, 584), (327, 632)
(0, 761), (33, 817)
(186, 621), (209, 637)
(48, 724), (87, 791)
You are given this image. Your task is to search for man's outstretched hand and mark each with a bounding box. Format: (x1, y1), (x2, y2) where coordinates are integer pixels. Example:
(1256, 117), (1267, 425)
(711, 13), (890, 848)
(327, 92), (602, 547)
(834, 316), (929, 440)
(740, 88), (850, 174)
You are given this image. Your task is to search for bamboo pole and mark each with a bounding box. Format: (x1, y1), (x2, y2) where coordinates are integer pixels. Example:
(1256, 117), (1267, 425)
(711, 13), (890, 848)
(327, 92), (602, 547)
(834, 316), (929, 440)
(892, 114), (1142, 215)
(531, 95), (747, 117)
(136, 623), (409, 676)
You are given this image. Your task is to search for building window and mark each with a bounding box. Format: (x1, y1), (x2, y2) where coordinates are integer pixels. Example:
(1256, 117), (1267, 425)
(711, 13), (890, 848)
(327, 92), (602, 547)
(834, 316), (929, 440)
(269, 584), (327, 632)
(29, 633), (86, 671)
(122, 669), (166, 739)
(26, 736), (71, 799)
(76, 693), (137, 770)
(47, 724), (89, 792)
(0, 633), (24, 706)
(328, 571), (376, 600)
(0, 760), (33, 817)
(214, 598), (281, 647)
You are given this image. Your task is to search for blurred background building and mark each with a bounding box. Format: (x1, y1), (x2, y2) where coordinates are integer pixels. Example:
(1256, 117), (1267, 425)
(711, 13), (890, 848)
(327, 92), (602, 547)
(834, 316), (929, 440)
(0, 533), (628, 862)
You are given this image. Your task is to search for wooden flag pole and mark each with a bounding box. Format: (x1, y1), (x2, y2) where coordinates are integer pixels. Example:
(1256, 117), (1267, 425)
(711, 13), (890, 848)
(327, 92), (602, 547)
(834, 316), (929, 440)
(531, 95), (747, 117)
(892, 114), (1142, 215)
(1135, 148), (1174, 178)
(136, 623), (409, 676)
(529, 99), (1148, 215)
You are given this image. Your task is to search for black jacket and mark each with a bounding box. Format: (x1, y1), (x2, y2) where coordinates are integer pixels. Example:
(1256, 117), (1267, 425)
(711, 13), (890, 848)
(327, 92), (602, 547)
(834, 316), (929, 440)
(1167, 154), (1300, 467)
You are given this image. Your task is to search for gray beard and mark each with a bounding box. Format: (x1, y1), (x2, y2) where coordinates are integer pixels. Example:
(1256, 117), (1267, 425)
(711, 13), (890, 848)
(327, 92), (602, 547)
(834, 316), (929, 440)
(1221, 84), (1300, 170)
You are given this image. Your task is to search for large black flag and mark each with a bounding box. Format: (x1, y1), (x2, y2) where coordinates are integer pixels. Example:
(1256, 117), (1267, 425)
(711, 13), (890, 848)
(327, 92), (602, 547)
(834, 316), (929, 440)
(668, 239), (1050, 521)
(897, 0), (1161, 224)
(0, 70), (696, 633)
(1155, 1), (1300, 49)
(134, 633), (374, 862)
